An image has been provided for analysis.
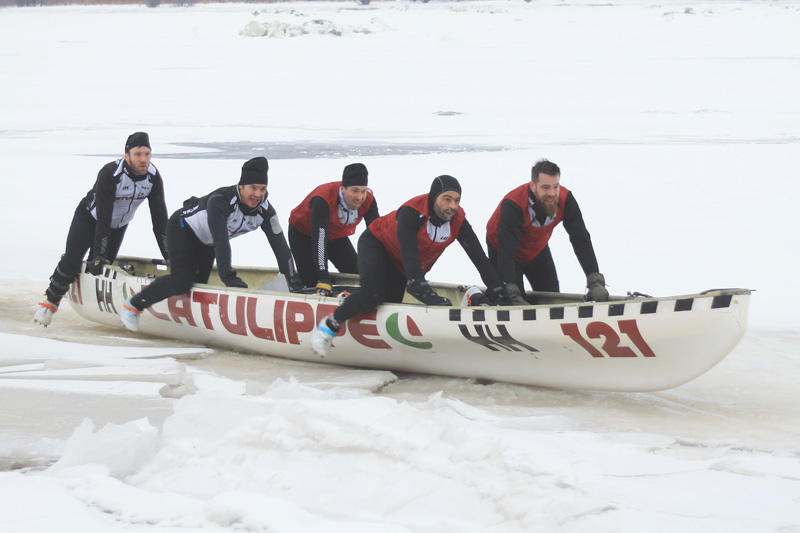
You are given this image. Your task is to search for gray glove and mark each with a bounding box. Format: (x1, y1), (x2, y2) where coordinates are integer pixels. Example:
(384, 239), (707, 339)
(485, 285), (510, 306)
(504, 283), (528, 306)
(586, 272), (609, 302)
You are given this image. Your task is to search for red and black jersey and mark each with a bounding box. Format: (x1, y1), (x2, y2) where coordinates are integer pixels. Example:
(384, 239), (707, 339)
(368, 194), (465, 277)
(486, 183), (569, 262)
(289, 182), (374, 240)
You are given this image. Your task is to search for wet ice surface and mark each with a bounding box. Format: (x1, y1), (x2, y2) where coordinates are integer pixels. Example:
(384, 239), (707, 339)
(156, 140), (508, 160)
(2, 280), (800, 531)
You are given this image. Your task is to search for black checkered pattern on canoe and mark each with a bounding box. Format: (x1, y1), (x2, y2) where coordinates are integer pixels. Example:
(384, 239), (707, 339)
(447, 294), (732, 321)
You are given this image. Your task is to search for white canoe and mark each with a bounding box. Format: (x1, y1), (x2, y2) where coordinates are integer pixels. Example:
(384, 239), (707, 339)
(66, 256), (751, 392)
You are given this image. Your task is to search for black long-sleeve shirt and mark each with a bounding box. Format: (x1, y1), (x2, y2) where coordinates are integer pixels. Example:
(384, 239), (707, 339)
(81, 158), (168, 260)
(494, 190), (599, 284)
(183, 186), (296, 281)
(309, 195), (379, 279)
(396, 206), (501, 289)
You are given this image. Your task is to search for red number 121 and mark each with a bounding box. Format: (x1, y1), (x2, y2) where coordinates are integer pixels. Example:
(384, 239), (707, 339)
(561, 319), (656, 358)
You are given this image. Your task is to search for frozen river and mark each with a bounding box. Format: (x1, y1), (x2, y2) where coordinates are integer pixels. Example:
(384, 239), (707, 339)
(1, 1), (798, 530)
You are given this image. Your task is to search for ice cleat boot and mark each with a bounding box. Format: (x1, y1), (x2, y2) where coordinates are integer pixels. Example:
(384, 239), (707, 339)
(33, 298), (59, 327)
(311, 315), (339, 356)
(120, 299), (141, 332)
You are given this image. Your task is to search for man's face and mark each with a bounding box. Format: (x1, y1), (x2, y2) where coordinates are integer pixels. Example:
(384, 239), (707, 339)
(530, 173), (560, 217)
(433, 191), (461, 222)
(238, 184), (267, 209)
(341, 185), (368, 211)
(124, 146), (152, 176)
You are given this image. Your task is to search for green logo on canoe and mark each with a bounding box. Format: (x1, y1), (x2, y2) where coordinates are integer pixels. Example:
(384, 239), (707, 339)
(386, 313), (432, 350)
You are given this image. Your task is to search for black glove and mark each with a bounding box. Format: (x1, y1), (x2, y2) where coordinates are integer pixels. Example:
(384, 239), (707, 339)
(504, 282), (528, 305)
(220, 267), (247, 288)
(586, 272), (609, 302)
(485, 285), (510, 306)
(407, 278), (452, 306)
(288, 274), (304, 293)
(315, 280), (333, 296)
(87, 257), (109, 275)
(223, 276), (248, 288)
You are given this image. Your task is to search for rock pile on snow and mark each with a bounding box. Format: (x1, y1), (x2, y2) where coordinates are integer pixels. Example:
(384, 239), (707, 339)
(241, 17), (385, 38)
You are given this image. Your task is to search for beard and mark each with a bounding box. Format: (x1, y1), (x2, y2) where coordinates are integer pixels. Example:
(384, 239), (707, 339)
(535, 197), (558, 217)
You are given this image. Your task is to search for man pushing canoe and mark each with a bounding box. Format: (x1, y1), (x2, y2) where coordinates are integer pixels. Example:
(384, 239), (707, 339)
(311, 174), (508, 356)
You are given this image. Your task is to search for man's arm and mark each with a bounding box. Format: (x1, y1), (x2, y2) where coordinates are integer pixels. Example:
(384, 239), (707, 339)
(147, 172), (169, 260)
(396, 206), (426, 281)
(91, 165), (118, 261)
(308, 196), (331, 282)
(206, 192), (238, 283)
(363, 197), (380, 226)
(261, 204), (300, 286)
(562, 191), (600, 276)
(458, 219), (503, 291)
(495, 199), (524, 284)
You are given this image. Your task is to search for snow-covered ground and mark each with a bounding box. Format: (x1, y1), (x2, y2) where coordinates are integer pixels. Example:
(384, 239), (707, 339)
(1, 1), (799, 530)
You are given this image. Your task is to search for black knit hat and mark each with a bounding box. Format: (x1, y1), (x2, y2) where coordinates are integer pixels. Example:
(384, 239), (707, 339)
(239, 157), (269, 186)
(428, 174), (462, 215)
(125, 132), (151, 152)
(342, 163), (369, 188)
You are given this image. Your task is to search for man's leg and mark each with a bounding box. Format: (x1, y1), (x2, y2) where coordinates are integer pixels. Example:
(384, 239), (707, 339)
(288, 225), (316, 288)
(332, 231), (395, 323)
(35, 207), (99, 326)
(103, 225), (129, 263)
(327, 237), (359, 275)
(43, 206), (95, 305)
(313, 231), (398, 355)
(122, 214), (204, 331)
(523, 245), (560, 293)
(487, 241), (528, 305)
(193, 246), (217, 285)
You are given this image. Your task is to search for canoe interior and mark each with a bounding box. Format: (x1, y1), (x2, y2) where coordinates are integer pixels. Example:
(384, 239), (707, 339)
(112, 256), (625, 307)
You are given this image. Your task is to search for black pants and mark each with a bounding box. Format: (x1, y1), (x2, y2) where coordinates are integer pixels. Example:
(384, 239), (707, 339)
(45, 205), (127, 304)
(332, 230), (407, 323)
(130, 211), (215, 310)
(288, 225), (359, 288)
(487, 243), (560, 300)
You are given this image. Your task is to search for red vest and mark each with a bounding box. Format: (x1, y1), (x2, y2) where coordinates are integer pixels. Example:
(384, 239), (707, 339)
(368, 194), (465, 277)
(486, 183), (568, 262)
(289, 181), (374, 240)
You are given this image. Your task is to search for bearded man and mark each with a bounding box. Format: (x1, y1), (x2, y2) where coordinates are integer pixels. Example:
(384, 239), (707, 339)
(311, 175), (507, 356)
(486, 159), (608, 305)
(34, 132), (168, 327)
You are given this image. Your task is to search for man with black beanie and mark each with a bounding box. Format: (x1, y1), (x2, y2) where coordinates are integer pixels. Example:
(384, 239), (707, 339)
(288, 162), (380, 295)
(34, 132), (169, 327)
(118, 156), (302, 332)
(311, 174), (508, 356)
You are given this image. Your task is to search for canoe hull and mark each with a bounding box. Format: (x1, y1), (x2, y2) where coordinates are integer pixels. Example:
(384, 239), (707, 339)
(66, 257), (750, 392)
